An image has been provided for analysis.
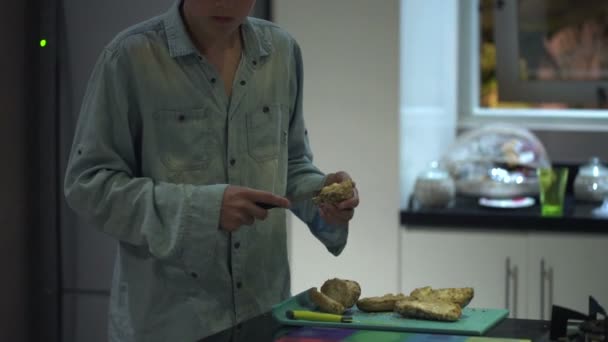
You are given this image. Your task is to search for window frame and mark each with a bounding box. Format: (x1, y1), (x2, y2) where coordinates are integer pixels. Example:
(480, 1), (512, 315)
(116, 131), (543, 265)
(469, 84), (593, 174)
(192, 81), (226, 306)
(458, 0), (608, 132)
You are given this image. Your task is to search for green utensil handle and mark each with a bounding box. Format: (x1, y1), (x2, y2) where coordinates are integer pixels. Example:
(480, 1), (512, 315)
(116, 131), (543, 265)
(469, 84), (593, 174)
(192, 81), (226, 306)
(286, 310), (352, 323)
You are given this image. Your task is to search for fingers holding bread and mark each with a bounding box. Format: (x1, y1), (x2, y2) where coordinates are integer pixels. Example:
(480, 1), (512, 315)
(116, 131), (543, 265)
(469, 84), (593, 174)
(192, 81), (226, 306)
(313, 179), (355, 206)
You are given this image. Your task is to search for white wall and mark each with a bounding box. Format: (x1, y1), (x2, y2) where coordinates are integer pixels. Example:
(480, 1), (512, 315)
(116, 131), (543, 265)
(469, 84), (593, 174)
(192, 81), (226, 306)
(274, 0), (401, 297)
(400, 0), (459, 205)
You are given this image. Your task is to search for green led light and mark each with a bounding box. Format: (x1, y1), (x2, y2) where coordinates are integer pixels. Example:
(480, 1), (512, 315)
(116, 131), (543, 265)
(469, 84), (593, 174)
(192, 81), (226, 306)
(40, 39), (47, 47)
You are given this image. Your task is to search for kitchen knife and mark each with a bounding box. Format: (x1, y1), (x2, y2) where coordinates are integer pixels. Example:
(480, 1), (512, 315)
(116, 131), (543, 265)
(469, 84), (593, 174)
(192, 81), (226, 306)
(255, 190), (318, 209)
(285, 310), (353, 323)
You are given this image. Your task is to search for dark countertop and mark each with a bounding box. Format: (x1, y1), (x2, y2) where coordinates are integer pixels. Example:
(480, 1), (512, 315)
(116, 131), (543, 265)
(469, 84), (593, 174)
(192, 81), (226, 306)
(197, 313), (551, 342)
(401, 194), (608, 232)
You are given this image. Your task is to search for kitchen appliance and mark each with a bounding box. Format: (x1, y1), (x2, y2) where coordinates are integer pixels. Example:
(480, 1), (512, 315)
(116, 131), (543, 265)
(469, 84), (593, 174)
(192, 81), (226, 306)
(550, 296), (607, 342)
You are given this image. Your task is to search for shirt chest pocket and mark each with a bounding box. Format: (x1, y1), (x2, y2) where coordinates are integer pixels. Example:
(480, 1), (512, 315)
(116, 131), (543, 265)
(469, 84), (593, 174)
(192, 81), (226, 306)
(153, 108), (214, 171)
(247, 104), (287, 162)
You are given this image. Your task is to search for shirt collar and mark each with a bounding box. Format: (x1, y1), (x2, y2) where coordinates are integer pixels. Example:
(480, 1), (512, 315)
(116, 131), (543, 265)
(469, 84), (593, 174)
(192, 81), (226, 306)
(163, 0), (273, 60)
(241, 17), (273, 61)
(163, 1), (198, 58)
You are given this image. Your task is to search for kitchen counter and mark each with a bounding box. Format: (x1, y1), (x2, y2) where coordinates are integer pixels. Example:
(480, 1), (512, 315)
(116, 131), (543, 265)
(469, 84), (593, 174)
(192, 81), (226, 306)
(197, 313), (551, 342)
(400, 194), (608, 232)
(401, 162), (608, 232)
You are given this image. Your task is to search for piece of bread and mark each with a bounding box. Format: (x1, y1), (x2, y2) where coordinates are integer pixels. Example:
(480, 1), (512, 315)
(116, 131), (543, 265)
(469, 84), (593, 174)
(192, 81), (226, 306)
(309, 287), (345, 314)
(312, 180), (355, 205)
(409, 286), (433, 299)
(320, 278), (361, 308)
(356, 293), (410, 312)
(395, 298), (462, 322)
(410, 286), (474, 308)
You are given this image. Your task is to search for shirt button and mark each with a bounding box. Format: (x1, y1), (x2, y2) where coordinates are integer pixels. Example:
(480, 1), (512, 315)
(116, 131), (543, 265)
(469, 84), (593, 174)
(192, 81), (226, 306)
(230, 158), (236, 166)
(190, 272), (198, 279)
(240, 80), (246, 86)
(234, 242), (240, 249)
(236, 281), (242, 289)
(263, 106), (270, 113)
(210, 78), (217, 84)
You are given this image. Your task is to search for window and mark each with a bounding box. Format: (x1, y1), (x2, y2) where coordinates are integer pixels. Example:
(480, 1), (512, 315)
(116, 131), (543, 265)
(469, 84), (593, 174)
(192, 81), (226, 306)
(459, 0), (608, 130)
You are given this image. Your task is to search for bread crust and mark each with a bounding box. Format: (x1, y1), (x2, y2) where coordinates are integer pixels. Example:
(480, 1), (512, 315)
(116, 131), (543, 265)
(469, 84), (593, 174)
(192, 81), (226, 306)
(309, 287), (345, 314)
(320, 278), (361, 308)
(410, 286), (474, 308)
(313, 180), (355, 205)
(395, 298), (462, 322)
(356, 293), (410, 312)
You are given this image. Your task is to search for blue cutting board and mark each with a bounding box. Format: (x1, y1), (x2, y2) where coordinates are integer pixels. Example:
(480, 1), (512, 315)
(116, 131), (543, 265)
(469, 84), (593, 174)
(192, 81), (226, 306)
(272, 290), (509, 336)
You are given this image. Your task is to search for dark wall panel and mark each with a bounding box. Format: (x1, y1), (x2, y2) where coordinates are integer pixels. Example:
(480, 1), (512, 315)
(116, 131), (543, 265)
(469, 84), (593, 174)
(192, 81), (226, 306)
(62, 294), (110, 342)
(0, 1), (28, 341)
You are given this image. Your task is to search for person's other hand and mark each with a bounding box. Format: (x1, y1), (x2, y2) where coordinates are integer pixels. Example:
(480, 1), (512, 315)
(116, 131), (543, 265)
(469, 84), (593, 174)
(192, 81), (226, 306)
(543, 19), (603, 80)
(318, 171), (359, 226)
(220, 186), (290, 232)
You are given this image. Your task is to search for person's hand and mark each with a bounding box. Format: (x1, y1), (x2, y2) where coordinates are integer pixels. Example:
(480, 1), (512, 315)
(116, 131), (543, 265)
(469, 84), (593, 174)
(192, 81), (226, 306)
(543, 19), (603, 80)
(318, 171), (359, 226)
(220, 186), (290, 232)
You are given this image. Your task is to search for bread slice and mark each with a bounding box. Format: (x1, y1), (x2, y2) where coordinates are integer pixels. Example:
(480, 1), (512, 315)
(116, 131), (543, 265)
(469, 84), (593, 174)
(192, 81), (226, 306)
(410, 286), (474, 308)
(320, 278), (361, 308)
(395, 298), (462, 322)
(356, 293), (410, 312)
(309, 287), (345, 314)
(313, 180), (355, 205)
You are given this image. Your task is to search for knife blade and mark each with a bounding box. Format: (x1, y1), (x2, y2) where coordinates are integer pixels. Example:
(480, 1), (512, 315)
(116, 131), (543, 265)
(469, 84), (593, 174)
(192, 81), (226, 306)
(255, 190), (318, 209)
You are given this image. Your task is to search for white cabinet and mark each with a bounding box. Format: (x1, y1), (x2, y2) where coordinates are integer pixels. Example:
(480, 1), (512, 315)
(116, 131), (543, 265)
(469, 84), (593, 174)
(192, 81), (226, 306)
(527, 232), (608, 320)
(400, 227), (608, 320)
(400, 227), (528, 318)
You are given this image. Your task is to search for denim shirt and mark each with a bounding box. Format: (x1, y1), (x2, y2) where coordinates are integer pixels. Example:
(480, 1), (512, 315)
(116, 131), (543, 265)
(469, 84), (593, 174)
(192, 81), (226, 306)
(63, 2), (348, 341)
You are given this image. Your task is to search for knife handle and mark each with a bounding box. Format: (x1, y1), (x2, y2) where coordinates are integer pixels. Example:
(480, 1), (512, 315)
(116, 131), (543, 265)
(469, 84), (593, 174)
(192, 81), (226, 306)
(285, 310), (352, 323)
(255, 202), (278, 209)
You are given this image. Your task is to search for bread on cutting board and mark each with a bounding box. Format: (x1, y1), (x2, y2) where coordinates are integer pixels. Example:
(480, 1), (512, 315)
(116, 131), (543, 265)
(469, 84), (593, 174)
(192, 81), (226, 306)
(410, 286), (474, 308)
(395, 297), (462, 322)
(356, 293), (410, 312)
(308, 278), (362, 314)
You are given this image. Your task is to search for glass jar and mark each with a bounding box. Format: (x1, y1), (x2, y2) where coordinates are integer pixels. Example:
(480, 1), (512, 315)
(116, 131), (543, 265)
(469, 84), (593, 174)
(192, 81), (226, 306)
(574, 157), (608, 202)
(413, 161), (455, 208)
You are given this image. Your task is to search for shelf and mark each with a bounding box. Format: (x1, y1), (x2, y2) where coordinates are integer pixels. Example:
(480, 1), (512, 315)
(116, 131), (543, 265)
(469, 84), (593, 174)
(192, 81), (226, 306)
(401, 195), (608, 233)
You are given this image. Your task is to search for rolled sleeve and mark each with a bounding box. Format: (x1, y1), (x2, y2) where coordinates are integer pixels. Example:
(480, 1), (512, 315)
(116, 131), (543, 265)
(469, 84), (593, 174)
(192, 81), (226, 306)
(286, 40), (349, 256)
(310, 211), (349, 256)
